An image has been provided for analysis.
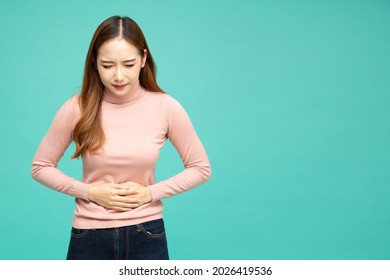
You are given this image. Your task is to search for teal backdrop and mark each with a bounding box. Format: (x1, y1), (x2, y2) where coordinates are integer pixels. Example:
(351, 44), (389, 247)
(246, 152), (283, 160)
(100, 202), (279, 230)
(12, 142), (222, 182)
(0, 0), (389, 260)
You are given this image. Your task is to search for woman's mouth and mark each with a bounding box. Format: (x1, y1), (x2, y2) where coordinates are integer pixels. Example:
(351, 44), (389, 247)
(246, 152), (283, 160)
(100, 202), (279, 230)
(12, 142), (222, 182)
(113, 84), (128, 90)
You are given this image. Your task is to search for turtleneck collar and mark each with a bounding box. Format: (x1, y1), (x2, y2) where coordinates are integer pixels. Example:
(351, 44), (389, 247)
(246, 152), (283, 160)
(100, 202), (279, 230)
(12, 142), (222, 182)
(103, 82), (145, 105)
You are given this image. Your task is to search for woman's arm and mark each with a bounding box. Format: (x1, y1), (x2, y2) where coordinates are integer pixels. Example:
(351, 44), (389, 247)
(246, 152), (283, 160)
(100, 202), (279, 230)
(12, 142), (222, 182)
(31, 96), (91, 200)
(32, 96), (142, 211)
(147, 95), (212, 201)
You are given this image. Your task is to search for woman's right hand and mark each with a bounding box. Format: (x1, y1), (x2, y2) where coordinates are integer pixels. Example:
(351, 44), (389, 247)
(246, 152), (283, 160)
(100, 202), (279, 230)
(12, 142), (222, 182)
(87, 183), (140, 212)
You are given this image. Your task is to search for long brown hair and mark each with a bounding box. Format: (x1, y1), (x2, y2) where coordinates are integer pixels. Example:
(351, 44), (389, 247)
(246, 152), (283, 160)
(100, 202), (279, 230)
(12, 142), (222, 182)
(72, 16), (163, 159)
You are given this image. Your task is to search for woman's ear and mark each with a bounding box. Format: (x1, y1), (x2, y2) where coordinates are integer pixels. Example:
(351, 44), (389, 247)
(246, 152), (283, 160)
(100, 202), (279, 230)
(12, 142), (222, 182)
(141, 49), (148, 68)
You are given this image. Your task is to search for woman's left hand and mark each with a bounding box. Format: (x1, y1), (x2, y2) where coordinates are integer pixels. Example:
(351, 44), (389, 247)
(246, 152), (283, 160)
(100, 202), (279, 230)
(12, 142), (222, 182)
(120, 181), (152, 207)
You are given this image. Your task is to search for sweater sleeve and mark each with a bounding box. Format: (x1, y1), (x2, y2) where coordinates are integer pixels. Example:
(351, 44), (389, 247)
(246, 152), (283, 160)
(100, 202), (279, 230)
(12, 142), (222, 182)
(31, 96), (90, 200)
(148, 96), (211, 201)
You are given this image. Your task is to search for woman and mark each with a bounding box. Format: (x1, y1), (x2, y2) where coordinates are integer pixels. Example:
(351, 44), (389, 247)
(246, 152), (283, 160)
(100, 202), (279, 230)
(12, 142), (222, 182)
(31, 16), (211, 260)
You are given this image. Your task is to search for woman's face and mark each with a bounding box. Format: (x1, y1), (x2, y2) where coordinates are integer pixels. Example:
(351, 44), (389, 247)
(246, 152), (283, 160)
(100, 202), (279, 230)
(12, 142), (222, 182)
(96, 37), (146, 96)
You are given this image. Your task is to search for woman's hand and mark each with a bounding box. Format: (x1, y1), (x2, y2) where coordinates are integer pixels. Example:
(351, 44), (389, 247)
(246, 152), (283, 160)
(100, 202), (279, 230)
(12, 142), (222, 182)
(120, 181), (152, 206)
(87, 183), (141, 212)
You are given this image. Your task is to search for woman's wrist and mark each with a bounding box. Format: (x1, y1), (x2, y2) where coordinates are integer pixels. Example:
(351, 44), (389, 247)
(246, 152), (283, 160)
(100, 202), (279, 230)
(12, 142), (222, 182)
(87, 185), (96, 202)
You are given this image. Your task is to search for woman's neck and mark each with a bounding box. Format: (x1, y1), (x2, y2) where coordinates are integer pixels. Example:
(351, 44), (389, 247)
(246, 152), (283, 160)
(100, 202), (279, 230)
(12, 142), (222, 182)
(103, 82), (143, 104)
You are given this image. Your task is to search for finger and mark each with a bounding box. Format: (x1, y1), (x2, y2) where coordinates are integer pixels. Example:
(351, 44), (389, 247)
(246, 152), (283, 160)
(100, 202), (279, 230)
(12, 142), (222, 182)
(115, 196), (140, 205)
(115, 188), (139, 196)
(108, 201), (138, 211)
(111, 184), (131, 190)
(113, 195), (141, 207)
(120, 181), (135, 186)
(117, 202), (139, 209)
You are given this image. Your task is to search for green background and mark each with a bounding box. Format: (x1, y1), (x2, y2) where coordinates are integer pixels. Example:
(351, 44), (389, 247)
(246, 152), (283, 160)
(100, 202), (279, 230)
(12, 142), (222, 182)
(0, 0), (389, 260)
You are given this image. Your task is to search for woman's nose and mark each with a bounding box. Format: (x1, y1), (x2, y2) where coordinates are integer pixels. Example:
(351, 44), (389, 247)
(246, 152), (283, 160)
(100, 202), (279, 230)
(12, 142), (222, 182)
(114, 67), (124, 81)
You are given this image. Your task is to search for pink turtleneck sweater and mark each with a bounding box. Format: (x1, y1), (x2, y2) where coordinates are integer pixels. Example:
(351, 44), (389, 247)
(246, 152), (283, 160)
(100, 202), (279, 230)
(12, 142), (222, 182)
(31, 84), (211, 229)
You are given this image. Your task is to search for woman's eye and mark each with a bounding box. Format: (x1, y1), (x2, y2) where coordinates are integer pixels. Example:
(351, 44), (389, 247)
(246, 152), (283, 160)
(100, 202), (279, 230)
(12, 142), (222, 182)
(102, 65), (112, 69)
(125, 65), (135, 68)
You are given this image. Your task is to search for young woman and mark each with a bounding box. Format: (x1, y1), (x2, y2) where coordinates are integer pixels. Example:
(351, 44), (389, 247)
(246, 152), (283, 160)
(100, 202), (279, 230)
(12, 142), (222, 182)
(31, 16), (211, 260)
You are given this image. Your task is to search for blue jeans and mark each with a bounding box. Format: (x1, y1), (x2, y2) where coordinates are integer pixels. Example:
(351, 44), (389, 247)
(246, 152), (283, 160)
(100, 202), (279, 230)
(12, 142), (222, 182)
(66, 218), (169, 260)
